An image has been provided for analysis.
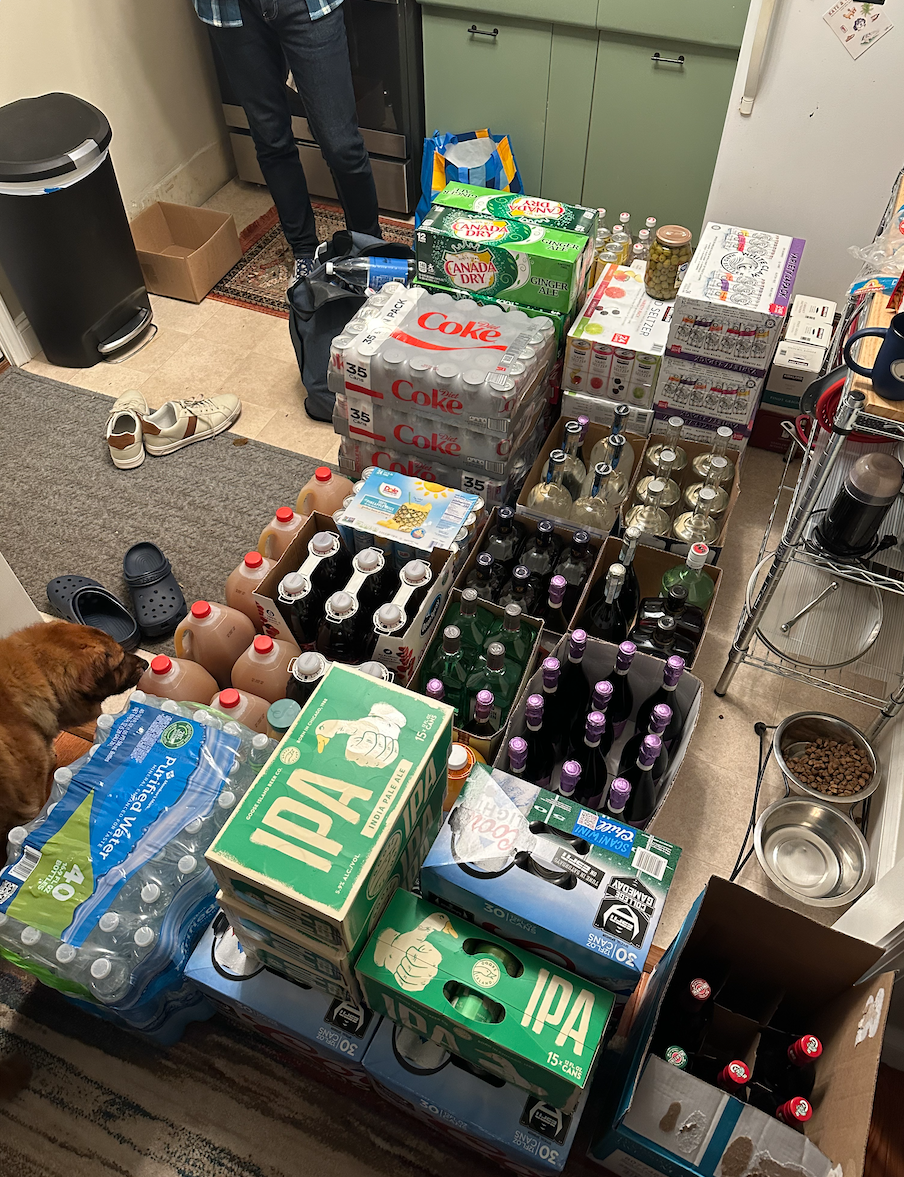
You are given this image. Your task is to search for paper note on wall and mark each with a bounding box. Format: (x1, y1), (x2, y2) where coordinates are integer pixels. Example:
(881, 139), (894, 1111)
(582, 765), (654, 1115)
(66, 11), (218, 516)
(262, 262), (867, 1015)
(823, 0), (893, 59)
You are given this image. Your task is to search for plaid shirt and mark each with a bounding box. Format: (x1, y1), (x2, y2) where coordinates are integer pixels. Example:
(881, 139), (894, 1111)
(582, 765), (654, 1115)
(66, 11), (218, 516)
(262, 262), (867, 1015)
(193, 0), (342, 26)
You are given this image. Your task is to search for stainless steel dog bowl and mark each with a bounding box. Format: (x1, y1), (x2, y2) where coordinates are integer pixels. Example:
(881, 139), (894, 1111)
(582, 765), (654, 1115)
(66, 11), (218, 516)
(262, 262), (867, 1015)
(773, 712), (880, 804)
(754, 796), (871, 907)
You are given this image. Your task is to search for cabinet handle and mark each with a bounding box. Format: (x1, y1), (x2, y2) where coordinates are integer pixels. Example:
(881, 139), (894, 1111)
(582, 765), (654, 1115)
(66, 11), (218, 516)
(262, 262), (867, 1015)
(651, 52), (685, 65)
(468, 24), (499, 37)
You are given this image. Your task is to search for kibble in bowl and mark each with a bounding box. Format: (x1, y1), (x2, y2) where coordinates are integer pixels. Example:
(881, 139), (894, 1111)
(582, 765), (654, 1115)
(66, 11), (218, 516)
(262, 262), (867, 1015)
(773, 712), (880, 805)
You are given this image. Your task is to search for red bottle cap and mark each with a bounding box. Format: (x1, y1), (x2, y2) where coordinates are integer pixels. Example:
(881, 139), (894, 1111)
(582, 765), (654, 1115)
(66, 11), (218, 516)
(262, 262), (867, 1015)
(788, 1035), (823, 1065)
(253, 635), (274, 655)
(244, 551), (264, 569)
(275, 507), (294, 523)
(777, 1097), (812, 1124)
(218, 689), (240, 709)
(315, 467), (332, 482)
(718, 1060), (750, 1089)
(191, 601), (212, 619)
(689, 978), (712, 1003)
(150, 655), (172, 675)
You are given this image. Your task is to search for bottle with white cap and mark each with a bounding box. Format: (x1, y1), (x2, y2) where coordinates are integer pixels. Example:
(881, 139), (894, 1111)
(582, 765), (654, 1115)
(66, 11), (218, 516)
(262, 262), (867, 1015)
(88, 955), (131, 1004)
(660, 542), (715, 608)
(316, 590), (362, 663)
(285, 651), (330, 706)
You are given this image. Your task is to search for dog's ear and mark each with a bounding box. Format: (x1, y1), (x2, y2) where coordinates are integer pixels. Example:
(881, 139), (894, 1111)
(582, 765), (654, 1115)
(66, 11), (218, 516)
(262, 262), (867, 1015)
(74, 643), (122, 697)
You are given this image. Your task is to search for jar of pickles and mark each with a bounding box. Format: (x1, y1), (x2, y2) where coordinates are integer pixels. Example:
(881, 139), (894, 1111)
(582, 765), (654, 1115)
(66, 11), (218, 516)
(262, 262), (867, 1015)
(645, 225), (693, 300)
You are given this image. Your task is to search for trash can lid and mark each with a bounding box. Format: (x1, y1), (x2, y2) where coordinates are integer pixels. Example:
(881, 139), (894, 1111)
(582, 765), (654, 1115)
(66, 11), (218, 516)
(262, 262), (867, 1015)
(0, 93), (112, 184)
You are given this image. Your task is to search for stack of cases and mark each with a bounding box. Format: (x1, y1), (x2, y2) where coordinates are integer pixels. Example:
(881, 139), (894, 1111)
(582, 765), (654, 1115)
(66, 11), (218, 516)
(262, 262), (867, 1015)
(652, 223), (806, 451)
(331, 183), (599, 506)
(205, 663), (454, 1002)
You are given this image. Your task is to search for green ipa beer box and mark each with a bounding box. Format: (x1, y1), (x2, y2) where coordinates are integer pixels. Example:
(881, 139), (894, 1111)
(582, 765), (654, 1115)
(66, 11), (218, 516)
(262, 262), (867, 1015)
(415, 206), (592, 314)
(206, 665), (453, 956)
(432, 182), (599, 239)
(357, 890), (614, 1111)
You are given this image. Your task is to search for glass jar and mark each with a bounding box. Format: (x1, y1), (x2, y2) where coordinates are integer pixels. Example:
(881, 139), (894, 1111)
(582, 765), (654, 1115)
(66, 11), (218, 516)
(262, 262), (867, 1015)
(645, 225), (693, 301)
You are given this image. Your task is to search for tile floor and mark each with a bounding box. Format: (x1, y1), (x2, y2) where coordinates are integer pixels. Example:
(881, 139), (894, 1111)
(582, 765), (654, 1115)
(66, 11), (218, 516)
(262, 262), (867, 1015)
(23, 178), (879, 948)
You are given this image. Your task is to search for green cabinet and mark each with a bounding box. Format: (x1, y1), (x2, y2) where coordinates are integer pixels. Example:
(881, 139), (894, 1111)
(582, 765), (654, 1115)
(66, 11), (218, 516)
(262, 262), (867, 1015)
(421, 7), (553, 195)
(581, 35), (739, 237)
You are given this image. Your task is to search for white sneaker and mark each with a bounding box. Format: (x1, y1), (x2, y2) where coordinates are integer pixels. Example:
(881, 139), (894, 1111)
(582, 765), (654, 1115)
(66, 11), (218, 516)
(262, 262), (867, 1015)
(141, 394), (242, 456)
(106, 390), (149, 470)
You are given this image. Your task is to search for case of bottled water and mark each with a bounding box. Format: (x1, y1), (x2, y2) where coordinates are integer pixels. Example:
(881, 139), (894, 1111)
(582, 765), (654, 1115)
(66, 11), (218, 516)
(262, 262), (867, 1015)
(0, 696), (276, 1041)
(327, 283), (557, 435)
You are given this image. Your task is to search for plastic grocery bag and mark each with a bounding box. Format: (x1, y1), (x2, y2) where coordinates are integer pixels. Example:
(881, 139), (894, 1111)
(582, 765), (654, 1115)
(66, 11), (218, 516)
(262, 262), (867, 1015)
(415, 129), (523, 226)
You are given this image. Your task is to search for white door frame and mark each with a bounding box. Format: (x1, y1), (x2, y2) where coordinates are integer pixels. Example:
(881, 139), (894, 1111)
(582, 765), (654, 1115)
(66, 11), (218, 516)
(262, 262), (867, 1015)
(0, 289), (36, 366)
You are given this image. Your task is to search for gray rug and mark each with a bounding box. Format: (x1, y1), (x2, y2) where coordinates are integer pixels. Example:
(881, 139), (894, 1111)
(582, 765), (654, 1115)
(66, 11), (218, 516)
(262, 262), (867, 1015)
(0, 368), (324, 652)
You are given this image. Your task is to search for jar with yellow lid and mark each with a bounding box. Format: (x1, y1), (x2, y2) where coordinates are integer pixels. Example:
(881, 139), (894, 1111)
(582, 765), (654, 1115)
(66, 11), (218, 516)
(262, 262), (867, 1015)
(645, 225), (693, 300)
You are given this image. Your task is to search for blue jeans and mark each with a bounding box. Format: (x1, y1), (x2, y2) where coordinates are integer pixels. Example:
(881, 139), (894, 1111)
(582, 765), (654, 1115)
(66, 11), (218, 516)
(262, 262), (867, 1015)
(210, 0), (380, 257)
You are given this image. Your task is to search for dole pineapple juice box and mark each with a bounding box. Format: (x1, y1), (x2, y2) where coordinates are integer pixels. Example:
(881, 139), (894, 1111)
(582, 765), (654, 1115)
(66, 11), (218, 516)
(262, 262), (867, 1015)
(355, 890), (614, 1111)
(415, 207), (592, 314)
(206, 665), (453, 955)
(431, 182), (598, 239)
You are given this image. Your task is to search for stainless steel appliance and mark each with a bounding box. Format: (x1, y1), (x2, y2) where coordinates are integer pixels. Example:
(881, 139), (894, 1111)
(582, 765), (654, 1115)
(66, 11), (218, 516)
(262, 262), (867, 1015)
(211, 0), (424, 215)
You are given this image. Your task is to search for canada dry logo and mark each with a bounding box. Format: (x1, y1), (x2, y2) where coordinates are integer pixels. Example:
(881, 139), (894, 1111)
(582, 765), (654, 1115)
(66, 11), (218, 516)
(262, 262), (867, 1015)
(450, 217), (509, 242)
(508, 197), (564, 221)
(443, 249), (498, 292)
(160, 720), (193, 750)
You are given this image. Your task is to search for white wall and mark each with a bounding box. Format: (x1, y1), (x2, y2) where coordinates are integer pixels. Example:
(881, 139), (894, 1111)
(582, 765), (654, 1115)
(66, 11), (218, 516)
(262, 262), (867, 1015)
(705, 0), (904, 303)
(0, 0), (232, 216)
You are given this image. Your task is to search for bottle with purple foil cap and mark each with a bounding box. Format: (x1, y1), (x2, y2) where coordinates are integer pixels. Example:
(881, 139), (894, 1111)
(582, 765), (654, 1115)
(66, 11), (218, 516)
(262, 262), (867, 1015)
(507, 736), (528, 777)
(471, 689), (496, 738)
(603, 641), (636, 738)
(571, 710), (608, 809)
(618, 703), (671, 781)
(605, 777), (632, 819)
(567, 679), (614, 759)
(635, 655), (685, 748)
(543, 574), (569, 631)
(557, 628), (590, 722)
(558, 759), (582, 800)
(539, 656), (565, 755)
(425, 679), (445, 702)
(523, 693), (555, 788)
(623, 734), (663, 827)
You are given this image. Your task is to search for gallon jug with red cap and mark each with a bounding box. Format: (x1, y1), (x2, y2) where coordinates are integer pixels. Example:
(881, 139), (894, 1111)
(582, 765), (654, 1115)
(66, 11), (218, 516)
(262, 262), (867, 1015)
(208, 687), (270, 734)
(258, 507), (307, 561)
(230, 634), (299, 704)
(296, 466), (355, 517)
(175, 600), (257, 690)
(137, 654), (218, 705)
(225, 551), (276, 631)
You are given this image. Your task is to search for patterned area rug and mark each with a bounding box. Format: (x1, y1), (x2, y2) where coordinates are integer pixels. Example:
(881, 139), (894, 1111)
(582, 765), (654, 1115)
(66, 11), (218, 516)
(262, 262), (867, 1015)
(208, 202), (415, 319)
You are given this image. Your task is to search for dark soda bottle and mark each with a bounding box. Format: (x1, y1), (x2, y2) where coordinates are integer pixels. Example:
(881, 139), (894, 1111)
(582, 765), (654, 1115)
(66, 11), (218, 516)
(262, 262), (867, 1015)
(285, 650), (329, 706)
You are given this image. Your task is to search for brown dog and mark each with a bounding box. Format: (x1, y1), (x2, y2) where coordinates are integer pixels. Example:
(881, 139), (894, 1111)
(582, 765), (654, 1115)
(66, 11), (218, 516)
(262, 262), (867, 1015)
(0, 621), (146, 1099)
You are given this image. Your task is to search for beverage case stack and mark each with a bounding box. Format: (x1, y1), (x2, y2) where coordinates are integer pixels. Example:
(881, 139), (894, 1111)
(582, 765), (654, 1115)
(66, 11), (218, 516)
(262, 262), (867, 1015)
(652, 223), (806, 451)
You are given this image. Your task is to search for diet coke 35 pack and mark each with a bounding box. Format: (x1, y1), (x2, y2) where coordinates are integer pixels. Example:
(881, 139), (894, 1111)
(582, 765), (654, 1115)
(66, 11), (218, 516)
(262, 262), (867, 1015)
(327, 283), (557, 437)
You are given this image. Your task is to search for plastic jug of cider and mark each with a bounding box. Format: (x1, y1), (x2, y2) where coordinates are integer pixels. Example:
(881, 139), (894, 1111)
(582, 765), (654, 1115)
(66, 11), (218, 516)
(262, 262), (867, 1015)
(138, 654), (219, 706)
(175, 600), (257, 690)
(258, 507), (307, 561)
(296, 466), (355, 517)
(225, 551), (275, 631)
(230, 634), (299, 704)
(208, 688), (270, 735)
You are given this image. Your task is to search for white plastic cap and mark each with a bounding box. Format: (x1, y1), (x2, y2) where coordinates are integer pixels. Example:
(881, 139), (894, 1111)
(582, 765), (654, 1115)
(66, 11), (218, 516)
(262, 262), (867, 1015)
(141, 883), (162, 904)
(90, 958), (112, 980)
(162, 700), (182, 713)
(178, 855), (198, 876)
(99, 912), (120, 933)
(687, 543), (710, 569)
(56, 944), (77, 964)
(54, 768), (72, 786)
(280, 572), (307, 596)
(448, 744), (470, 773)
(217, 790), (237, 811)
(134, 927), (156, 949)
(184, 818), (203, 836)
(328, 592), (355, 617)
(96, 714), (114, 734)
(311, 531), (337, 556)
(223, 721), (243, 737)
(131, 690), (147, 704)
(20, 926), (41, 946)
(8, 827), (27, 847)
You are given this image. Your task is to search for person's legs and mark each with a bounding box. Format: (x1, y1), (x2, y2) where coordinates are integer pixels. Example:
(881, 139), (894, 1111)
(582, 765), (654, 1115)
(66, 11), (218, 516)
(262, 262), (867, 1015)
(209, 2), (318, 257)
(274, 3), (381, 239)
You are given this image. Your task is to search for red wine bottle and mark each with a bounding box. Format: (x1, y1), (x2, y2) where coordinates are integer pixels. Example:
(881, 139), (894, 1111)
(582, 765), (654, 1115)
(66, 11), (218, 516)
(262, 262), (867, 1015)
(586, 563), (630, 644)
(507, 735), (528, 777)
(568, 711), (608, 808)
(622, 734), (662, 827)
(634, 656), (686, 749)
(523, 694), (555, 788)
(567, 679), (614, 759)
(603, 641), (636, 738)
(543, 575), (570, 631)
(557, 630), (590, 720)
(618, 704), (671, 782)
(605, 777), (631, 819)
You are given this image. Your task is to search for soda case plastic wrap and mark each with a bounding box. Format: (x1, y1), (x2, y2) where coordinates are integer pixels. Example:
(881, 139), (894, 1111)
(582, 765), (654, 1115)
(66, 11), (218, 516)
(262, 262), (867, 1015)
(327, 283), (557, 436)
(0, 694), (276, 1039)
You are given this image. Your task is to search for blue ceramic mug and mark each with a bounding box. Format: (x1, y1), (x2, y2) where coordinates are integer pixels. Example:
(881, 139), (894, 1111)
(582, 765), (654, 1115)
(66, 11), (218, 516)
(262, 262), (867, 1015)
(844, 311), (904, 401)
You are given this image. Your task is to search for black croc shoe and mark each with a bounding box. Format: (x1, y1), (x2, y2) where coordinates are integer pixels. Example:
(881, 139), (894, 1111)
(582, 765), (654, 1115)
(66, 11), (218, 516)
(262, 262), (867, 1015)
(122, 543), (188, 641)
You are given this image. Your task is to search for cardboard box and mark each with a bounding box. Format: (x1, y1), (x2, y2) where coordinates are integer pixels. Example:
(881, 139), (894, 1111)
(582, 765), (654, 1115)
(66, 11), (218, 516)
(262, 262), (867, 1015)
(414, 207), (592, 314)
(654, 355), (763, 425)
(572, 536), (721, 664)
(421, 760), (681, 996)
(251, 511), (456, 685)
(363, 1018), (591, 1175)
(786, 294), (836, 345)
(561, 392), (653, 435)
(764, 340), (827, 407)
(355, 889), (615, 1111)
(517, 420), (648, 538)
(338, 469), (481, 553)
(591, 877), (892, 1177)
(414, 585), (545, 763)
(217, 890), (363, 1001)
(750, 404), (797, 454)
(667, 223), (805, 375)
(130, 202), (242, 303)
(431, 183), (598, 239)
(185, 919), (379, 1089)
(564, 262), (673, 407)
(206, 664), (453, 955)
(650, 404), (753, 454)
(497, 632), (703, 827)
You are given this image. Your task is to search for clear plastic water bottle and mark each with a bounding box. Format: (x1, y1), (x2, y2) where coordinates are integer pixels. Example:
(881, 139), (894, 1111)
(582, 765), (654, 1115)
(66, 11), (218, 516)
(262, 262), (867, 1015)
(325, 257), (415, 292)
(89, 956), (131, 1004)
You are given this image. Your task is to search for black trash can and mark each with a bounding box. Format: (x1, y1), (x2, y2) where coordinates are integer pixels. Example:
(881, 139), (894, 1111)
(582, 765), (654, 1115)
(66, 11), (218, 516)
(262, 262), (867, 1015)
(0, 93), (152, 367)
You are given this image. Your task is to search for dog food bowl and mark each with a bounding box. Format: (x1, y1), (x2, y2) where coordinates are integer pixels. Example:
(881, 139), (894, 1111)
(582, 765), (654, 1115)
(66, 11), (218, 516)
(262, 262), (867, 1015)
(754, 796), (871, 907)
(773, 712), (880, 805)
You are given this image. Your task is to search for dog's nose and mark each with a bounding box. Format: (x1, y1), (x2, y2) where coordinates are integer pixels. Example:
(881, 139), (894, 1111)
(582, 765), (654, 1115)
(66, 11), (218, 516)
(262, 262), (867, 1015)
(135, 657), (150, 673)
